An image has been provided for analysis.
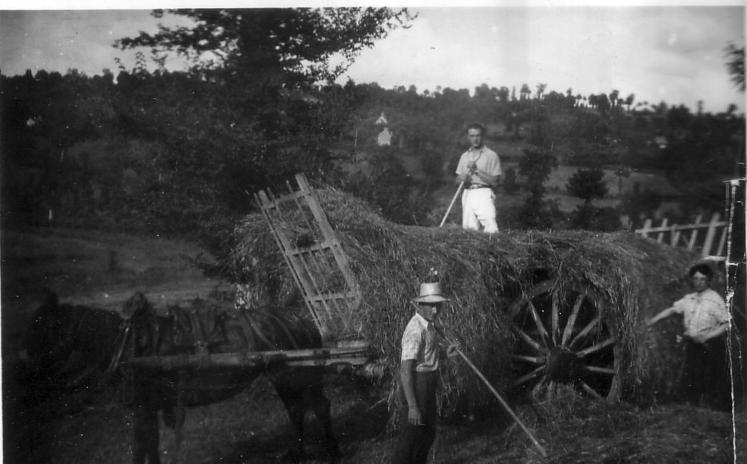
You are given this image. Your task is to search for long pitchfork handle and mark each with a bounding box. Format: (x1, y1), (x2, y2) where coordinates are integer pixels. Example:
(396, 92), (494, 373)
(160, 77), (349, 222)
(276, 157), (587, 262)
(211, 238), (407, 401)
(439, 180), (466, 227)
(434, 324), (548, 458)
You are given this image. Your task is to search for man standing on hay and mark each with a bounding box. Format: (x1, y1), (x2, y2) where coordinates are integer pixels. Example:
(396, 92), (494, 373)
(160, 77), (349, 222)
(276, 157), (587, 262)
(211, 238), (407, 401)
(455, 123), (502, 233)
(393, 282), (458, 464)
(647, 263), (732, 410)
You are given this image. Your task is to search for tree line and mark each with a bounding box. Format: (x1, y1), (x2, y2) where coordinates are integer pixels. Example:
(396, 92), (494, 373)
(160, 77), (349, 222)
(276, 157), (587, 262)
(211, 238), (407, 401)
(1, 8), (744, 255)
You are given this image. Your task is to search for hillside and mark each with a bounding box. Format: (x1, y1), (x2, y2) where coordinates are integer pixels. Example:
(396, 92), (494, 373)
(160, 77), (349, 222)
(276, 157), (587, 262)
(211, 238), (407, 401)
(1, 227), (232, 353)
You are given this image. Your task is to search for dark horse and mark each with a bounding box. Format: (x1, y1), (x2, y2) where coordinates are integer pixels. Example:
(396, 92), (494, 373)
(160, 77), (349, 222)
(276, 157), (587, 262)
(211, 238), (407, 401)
(23, 289), (125, 394)
(25, 291), (340, 464)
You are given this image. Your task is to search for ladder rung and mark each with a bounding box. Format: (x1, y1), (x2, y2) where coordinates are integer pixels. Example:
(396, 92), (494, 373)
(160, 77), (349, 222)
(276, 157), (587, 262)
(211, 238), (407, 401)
(257, 190), (308, 209)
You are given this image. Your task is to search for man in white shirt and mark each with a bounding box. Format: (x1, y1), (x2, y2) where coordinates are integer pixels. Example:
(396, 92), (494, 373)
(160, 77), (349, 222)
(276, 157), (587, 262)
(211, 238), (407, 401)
(454, 123), (502, 233)
(648, 263), (732, 410)
(392, 282), (457, 464)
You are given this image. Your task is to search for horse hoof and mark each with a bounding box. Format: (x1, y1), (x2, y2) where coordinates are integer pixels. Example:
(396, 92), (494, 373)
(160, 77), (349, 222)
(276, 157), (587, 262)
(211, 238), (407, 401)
(278, 448), (304, 463)
(328, 444), (342, 463)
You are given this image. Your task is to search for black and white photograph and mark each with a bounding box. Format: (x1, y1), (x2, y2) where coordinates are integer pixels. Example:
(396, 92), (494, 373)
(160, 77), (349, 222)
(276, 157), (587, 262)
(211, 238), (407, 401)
(2, 2), (746, 463)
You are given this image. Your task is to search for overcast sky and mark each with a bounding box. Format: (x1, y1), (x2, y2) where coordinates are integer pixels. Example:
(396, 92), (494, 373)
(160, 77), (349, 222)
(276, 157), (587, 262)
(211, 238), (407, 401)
(1, 3), (745, 113)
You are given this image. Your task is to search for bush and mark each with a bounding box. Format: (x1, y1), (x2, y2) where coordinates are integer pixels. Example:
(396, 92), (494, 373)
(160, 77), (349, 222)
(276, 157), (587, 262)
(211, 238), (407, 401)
(502, 166), (520, 194)
(569, 204), (623, 231)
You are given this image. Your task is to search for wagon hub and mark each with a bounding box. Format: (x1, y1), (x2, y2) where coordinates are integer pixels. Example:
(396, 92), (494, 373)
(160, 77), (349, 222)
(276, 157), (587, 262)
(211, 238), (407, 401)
(545, 347), (577, 383)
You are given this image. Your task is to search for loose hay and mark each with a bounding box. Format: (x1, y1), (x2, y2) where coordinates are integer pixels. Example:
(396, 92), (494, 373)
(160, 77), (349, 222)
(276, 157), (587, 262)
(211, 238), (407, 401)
(511, 392), (745, 464)
(230, 185), (701, 415)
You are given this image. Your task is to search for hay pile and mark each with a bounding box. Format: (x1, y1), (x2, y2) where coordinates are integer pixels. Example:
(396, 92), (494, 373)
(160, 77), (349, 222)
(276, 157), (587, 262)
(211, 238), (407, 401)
(230, 185), (700, 413)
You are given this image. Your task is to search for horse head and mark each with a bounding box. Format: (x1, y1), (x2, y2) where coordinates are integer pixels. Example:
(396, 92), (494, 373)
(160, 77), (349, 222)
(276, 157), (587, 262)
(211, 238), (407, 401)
(24, 289), (77, 377)
(122, 292), (161, 357)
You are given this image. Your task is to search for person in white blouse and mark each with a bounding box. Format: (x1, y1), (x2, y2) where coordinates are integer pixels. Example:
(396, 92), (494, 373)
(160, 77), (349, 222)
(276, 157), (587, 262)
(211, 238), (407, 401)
(648, 263), (732, 410)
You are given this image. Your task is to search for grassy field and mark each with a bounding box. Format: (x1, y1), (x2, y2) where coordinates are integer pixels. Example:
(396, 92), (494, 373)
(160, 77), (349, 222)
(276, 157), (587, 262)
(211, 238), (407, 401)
(3, 226), (745, 464)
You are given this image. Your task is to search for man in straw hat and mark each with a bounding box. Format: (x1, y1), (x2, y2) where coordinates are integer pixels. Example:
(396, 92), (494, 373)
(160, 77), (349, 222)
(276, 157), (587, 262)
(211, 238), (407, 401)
(647, 262), (732, 410)
(392, 282), (458, 464)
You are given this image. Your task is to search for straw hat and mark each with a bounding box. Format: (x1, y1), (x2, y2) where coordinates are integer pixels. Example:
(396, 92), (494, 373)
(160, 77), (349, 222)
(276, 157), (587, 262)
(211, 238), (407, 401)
(413, 282), (450, 304)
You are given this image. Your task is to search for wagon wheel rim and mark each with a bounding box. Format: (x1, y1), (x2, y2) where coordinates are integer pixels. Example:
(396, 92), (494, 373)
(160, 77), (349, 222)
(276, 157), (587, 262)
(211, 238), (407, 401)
(509, 280), (618, 400)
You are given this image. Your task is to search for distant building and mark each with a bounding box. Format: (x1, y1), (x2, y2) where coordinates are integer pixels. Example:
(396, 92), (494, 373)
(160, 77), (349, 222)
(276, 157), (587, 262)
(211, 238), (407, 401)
(377, 127), (392, 146)
(654, 136), (668, 150)
(375, 112), (388, 126)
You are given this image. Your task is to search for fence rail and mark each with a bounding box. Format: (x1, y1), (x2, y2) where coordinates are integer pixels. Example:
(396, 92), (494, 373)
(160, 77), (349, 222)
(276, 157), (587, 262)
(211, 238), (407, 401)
(634, 212), (728, 261)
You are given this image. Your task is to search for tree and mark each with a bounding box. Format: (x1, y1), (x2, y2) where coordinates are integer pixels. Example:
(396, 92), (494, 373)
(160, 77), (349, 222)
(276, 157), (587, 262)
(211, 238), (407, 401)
(110, 8), (415, 241)
(624, 93), (635, 111)
(502, 166), (520, 194)
(567, 168), (608, 205)
(567, 168), (619, 230)
(117, 8), (413, 86)
(609, 89), (619, 108)
(518, 148), (558, 228)
(520, 83), (531, 101)
(535, 83), (547, 100)
(725, 42), (745, 92)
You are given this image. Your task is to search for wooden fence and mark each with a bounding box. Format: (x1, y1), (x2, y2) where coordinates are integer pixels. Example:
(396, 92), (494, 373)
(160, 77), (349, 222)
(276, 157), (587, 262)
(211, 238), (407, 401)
(634, 212), (729, 261)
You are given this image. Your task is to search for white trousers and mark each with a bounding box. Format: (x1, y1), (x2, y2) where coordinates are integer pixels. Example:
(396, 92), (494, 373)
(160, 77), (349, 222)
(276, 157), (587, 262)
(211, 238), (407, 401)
(461, 188), (498, 233)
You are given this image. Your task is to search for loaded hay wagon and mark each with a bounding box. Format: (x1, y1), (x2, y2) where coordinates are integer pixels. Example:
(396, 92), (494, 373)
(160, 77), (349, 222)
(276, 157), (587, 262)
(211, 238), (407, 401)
(230, 173), (705, 417)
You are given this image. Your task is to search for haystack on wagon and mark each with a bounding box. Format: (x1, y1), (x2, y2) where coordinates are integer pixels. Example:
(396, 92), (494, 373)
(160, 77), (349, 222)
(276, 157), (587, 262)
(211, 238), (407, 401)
(231, 174), (701, 415)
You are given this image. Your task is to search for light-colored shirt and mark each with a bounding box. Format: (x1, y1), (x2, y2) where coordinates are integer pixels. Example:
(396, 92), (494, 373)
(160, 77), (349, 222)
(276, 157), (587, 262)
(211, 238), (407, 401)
(455, 145), (502, 187)
(671, 288), (731, 343)
(401, 312), (439, 372)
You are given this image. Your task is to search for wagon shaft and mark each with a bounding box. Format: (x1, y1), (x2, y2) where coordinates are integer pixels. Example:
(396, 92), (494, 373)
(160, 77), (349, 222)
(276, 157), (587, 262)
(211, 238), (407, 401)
(127, 344), (373, 371)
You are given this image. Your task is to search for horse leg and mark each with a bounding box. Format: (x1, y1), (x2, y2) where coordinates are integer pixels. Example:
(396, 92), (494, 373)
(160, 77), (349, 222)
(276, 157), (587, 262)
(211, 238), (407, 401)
(133, 402), (160, 464)
(306, 386), (341, 463)
(276, 387), (306, 463)
(173, 370), (187, 455)
(132, 375), (161, 464)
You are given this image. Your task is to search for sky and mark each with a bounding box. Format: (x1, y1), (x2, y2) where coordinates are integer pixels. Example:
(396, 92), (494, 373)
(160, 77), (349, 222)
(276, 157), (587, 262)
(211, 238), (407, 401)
(1, 2), (745, 114)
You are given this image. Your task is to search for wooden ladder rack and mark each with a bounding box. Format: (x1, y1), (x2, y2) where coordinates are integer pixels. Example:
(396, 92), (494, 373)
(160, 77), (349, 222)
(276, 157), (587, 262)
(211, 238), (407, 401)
(255, 174), (362, 342)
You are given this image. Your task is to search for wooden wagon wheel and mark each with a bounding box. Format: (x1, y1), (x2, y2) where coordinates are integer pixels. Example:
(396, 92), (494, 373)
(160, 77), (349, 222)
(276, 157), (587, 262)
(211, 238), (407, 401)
(508, 280), (620, 400)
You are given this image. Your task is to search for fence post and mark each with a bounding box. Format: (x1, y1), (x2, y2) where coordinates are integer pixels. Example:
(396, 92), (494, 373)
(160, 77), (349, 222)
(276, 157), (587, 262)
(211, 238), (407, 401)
(671, 222), (680, 247)
(701, 212), (721, 258)
(687, 214), (703, 251)
(639, 218), (652, 238)
(715, 218), (728, 258)
(657, 218), (668, 244)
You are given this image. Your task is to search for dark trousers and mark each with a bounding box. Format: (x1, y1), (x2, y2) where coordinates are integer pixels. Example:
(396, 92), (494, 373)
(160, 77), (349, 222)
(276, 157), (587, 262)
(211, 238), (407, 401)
(681, 335), (731, 410)
(392, 371), (438, 464)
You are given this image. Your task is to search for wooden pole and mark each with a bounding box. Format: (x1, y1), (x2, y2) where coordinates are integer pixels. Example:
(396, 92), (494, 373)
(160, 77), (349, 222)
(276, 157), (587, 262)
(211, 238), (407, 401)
(439, 180), (466, 227)
(432, 322), (548, 458)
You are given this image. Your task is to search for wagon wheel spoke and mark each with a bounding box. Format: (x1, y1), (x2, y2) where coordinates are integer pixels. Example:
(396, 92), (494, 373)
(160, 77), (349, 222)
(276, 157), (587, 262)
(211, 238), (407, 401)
(527, 301), (550, 342)
(583, 365), (615, 375)
(515, 327), (547, 354)
(544, 380), (555, 400)
(513, 365), (545, 387)
(512, 354), (546, 365)
(551, 291), (560, 345)
(569, 314), (601, 348)
(531, 375), (548, 397)
(579, 380), (603, 399)
(576, 337), (616, 358)
(561, 294), (585, 347)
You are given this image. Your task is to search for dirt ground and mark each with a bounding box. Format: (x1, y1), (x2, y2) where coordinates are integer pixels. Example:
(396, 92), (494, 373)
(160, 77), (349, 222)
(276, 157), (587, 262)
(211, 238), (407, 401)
(3, 226), (745, 464)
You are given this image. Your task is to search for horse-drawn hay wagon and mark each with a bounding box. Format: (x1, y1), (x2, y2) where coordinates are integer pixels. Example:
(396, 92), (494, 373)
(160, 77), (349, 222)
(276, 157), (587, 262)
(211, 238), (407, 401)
(231, 174), (705, 417)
